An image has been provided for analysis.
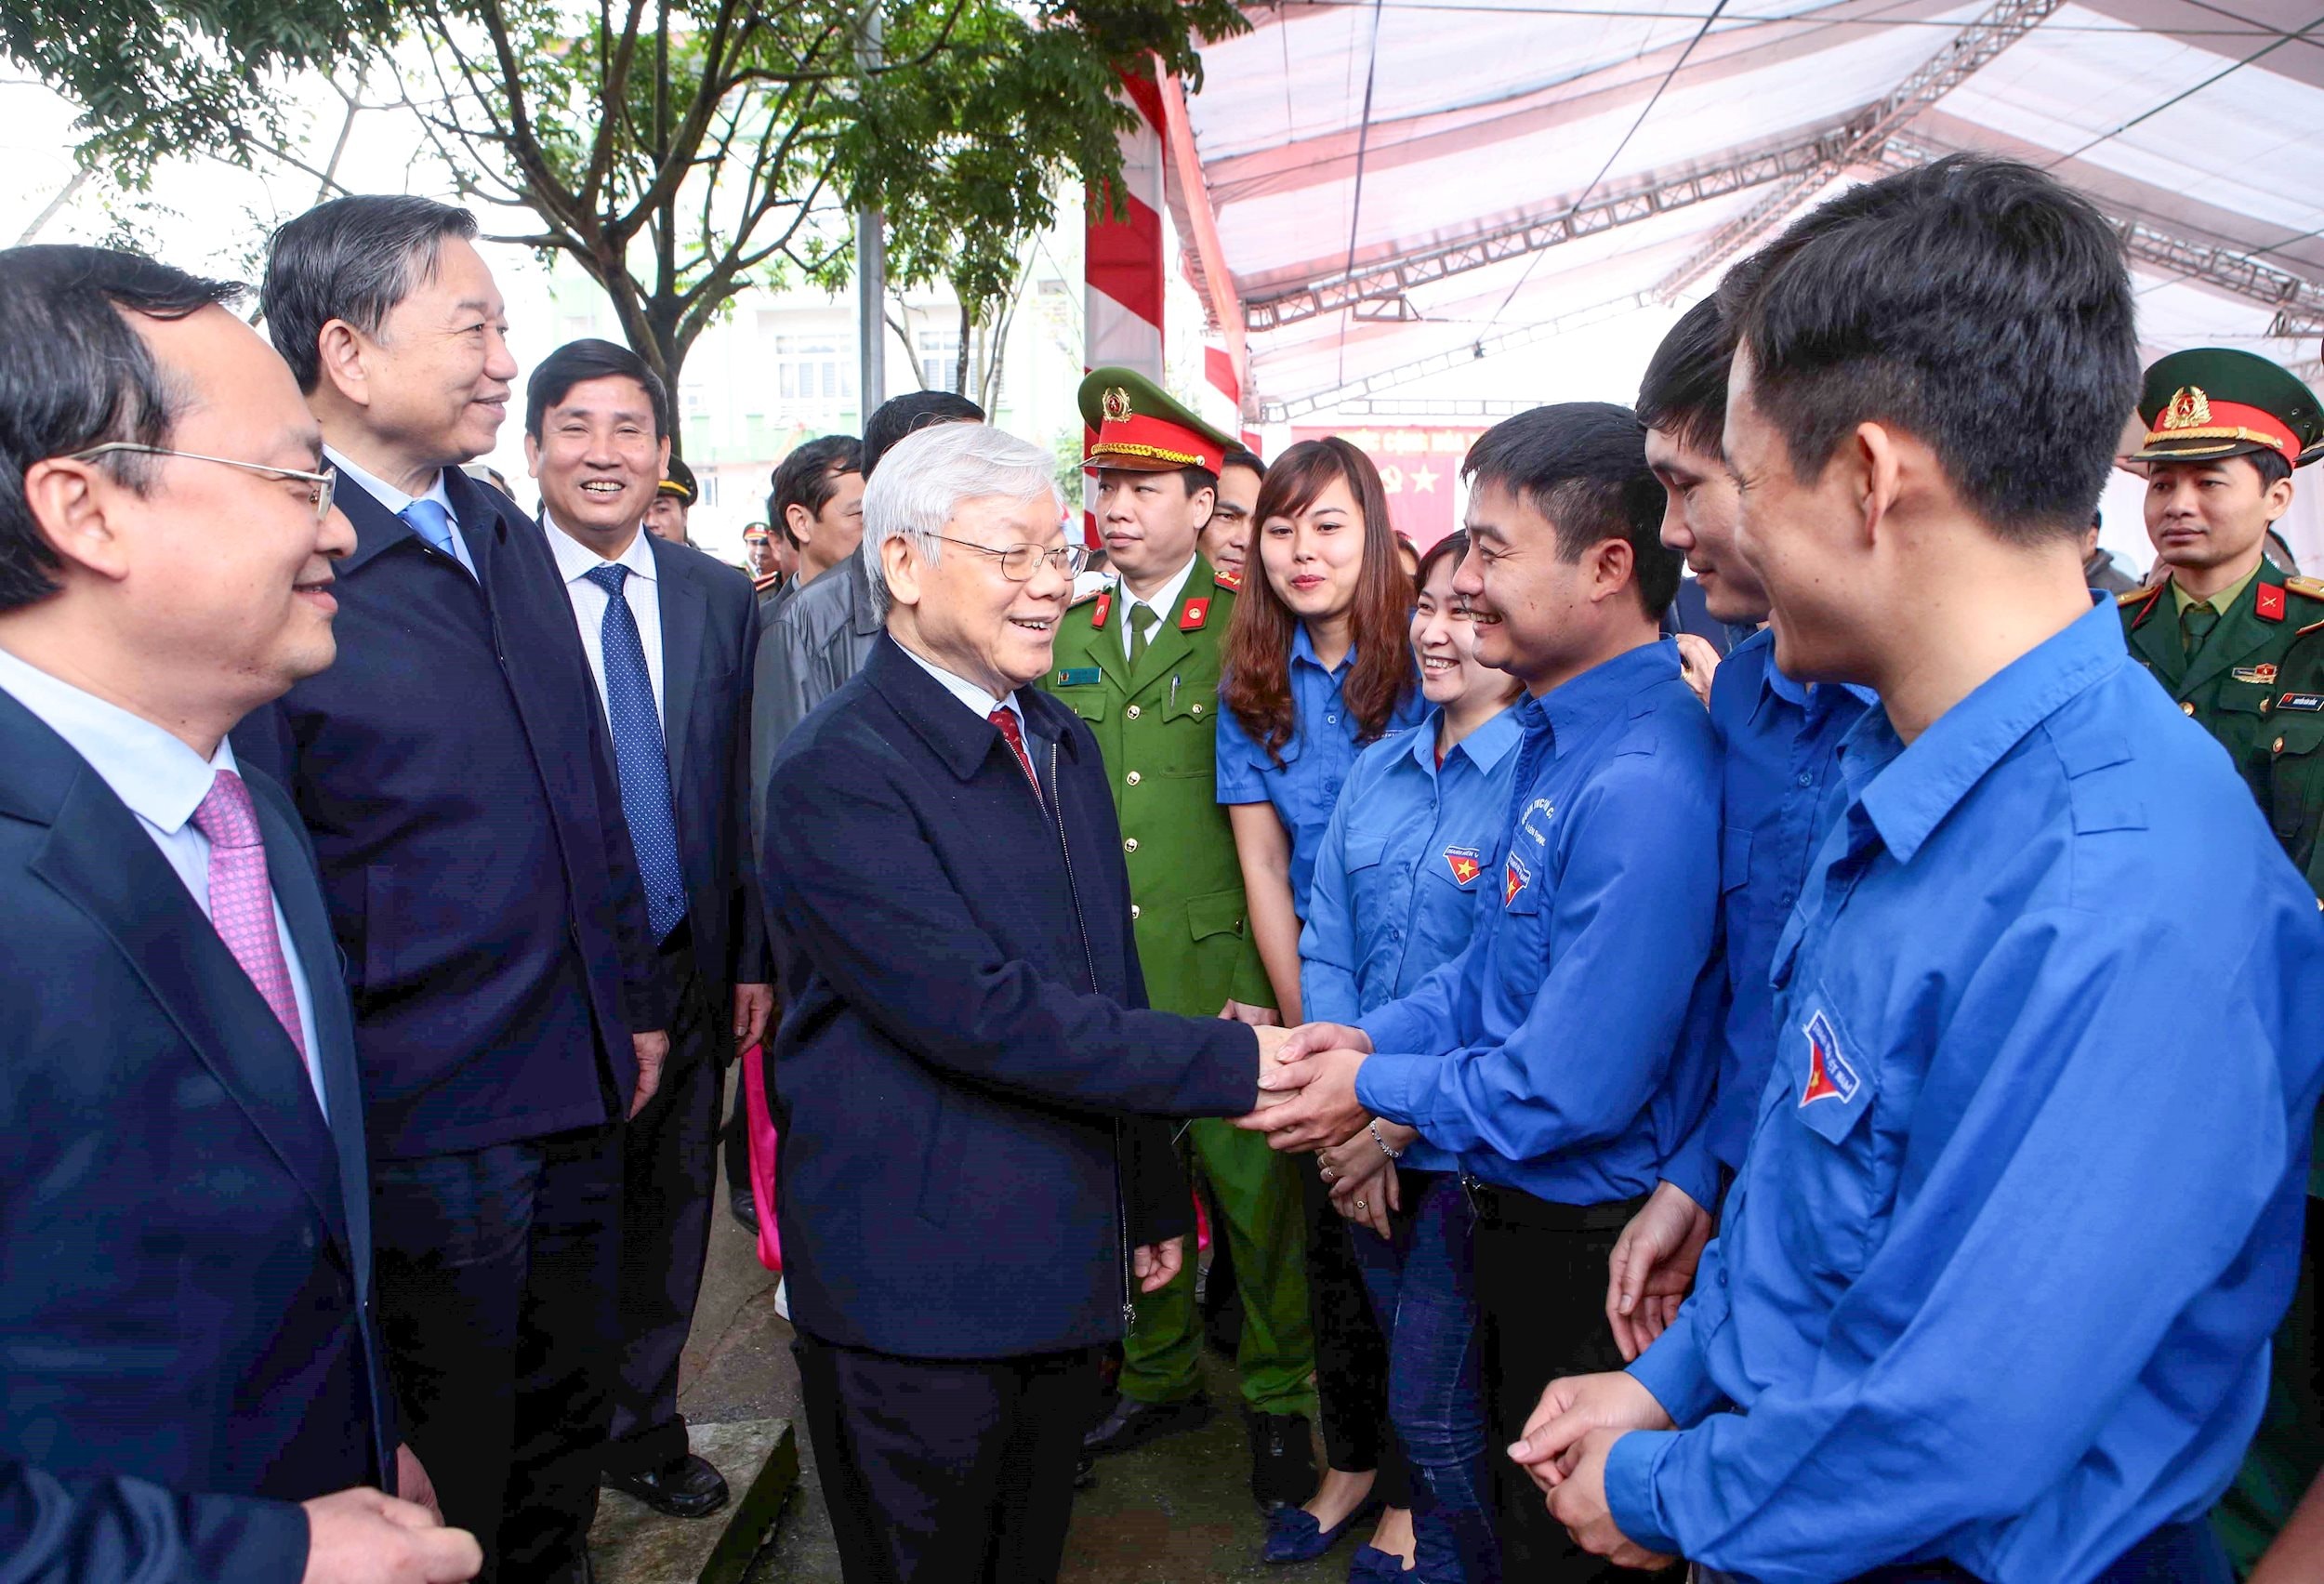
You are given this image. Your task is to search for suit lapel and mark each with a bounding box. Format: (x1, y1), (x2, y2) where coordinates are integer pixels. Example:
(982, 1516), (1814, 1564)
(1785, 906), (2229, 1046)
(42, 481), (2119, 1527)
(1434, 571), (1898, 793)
(2181, 574), (2283, 699)
(1087, 591), (1130, 690)
(2124, 588), (2185, 689)
(27, 757), (346, 1245)
(654, 549), (708, 799)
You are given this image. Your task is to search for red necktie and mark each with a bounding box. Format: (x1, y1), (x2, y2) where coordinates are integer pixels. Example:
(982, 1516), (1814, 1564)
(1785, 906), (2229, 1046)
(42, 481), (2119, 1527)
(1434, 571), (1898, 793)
(988, 706), (1041, 800)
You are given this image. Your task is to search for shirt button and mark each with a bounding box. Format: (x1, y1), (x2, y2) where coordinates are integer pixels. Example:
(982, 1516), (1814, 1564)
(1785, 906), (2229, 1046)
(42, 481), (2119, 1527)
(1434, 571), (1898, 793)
(1192, 703), (1204, 717)
(1130, 904), (1142, 920)
(1327, 713), (1339, 724)
(2181, 700), (2197, 717)
(2276, 736), (2287, 755)
(1126, 771), (1142, 786)
(1127, 705), (1142, 719)
(1795, 772), (1814, 788)
(1124, 838), (1138, 852)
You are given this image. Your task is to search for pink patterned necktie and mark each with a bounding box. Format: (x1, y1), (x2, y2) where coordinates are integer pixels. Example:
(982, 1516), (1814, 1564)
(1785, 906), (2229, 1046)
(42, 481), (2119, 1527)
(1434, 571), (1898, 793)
(190, 769), (307, 1058)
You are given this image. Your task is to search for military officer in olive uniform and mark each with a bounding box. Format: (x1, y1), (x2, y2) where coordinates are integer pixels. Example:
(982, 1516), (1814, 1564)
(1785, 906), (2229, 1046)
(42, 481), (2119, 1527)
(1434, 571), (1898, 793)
(2119, 347), (2324, 1575)
(1046, 369), (1320, 1513)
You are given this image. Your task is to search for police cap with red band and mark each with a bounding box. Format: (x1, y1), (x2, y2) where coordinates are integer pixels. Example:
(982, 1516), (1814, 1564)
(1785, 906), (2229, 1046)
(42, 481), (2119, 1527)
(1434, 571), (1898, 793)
(1078, 366), (1235, 477)
(2127, 348), (2322, 470)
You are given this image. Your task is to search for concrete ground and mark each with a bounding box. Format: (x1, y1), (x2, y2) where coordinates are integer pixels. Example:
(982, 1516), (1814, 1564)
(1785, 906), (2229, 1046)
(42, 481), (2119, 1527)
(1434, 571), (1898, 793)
(666, 1107), (1362, 1583)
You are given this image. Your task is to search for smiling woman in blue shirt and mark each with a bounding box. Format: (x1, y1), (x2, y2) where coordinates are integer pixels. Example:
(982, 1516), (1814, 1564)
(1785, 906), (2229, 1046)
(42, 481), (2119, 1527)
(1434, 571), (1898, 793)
(1511, 155), (2324, 1584)
(1298, 529), (1524, 1582)
(1219, 435), (1424, 1564)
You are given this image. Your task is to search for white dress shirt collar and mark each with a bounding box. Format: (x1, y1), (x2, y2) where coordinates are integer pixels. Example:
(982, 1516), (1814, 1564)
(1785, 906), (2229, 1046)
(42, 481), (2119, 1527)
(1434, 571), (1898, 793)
(897, 641), (1022, 727)
(324, 444), (457, 525)
(1116, 554), (1198, 657)
(0, 642), (231, 831)
(544, 514), (658, 587)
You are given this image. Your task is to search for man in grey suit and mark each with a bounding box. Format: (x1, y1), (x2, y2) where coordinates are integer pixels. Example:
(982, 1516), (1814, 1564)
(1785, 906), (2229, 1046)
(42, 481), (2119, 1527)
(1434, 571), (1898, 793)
(522, 338), (774, 1521)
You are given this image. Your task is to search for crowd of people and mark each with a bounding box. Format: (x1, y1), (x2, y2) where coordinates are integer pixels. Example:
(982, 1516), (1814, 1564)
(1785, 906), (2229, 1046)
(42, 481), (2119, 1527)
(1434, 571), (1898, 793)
(1, 151), (2322, 1584)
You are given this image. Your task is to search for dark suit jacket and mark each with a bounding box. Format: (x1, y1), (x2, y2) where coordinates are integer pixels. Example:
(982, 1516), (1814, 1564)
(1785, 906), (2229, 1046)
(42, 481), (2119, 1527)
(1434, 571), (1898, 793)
(763, 637), (1261, 1359)
(233, 467), (669, 1157)
(749, 553), (883, 861)
(0, 691), (392, 1582)
(639, 533), (770, 1013)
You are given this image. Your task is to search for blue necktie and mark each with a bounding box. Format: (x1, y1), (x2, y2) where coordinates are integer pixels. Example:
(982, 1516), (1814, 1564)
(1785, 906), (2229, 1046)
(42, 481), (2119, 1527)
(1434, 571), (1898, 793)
(399, 498), (461, 562)
(585, 563), (687, 941)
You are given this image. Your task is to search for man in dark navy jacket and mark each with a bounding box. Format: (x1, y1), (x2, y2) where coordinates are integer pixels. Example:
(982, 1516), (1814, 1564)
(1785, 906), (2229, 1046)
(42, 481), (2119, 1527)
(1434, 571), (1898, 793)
(764, 422), (1288, 1584)
(520, 338), (772, 1519)
(234, 196), (671, 1584)
(0, 245), (478, 1584)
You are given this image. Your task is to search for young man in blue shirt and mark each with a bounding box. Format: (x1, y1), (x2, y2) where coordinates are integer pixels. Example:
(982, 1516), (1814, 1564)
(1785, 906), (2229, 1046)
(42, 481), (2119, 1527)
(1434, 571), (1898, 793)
(1250, 403), (1720, 1578)
(1513, 155), (2324, 1583)
(1601, 297), (1877, 1362)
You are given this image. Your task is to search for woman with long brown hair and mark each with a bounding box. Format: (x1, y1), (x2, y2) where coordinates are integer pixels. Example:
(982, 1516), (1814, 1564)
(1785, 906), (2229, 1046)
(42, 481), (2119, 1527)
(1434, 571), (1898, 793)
(1217, 436), (1422, 1569)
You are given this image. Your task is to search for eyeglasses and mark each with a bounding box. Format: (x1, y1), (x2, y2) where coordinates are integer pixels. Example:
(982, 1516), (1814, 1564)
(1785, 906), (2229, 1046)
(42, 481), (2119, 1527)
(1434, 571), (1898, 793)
(935, 536), (1088, 582)
(66, 443), (338, 521)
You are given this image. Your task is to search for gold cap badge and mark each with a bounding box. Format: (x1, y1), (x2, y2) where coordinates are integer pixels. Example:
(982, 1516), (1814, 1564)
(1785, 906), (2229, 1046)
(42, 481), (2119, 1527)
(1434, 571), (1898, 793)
(1101, 386), (1134, 424)
(2161, 386), (2212, 431)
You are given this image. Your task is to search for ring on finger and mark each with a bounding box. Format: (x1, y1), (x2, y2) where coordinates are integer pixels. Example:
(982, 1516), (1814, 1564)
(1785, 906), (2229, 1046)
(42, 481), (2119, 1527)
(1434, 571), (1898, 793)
(1354, 1198), (1367, 1213)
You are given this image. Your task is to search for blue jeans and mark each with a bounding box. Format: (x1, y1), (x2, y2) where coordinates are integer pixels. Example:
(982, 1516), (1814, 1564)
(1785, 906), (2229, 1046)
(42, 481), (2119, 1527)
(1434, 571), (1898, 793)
(1350, 1172), (1499, 1584)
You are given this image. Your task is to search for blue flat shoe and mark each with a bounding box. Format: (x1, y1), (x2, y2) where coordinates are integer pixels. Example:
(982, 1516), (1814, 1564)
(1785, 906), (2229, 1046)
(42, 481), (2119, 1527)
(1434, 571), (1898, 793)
(1263, 1497), (1385, 1564)
(1348, 1543), (1415, 1580)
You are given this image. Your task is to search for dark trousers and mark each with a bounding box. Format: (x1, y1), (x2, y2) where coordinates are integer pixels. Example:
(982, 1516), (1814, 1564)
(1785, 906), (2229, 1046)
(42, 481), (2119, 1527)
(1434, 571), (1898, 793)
(374, 1122), (624, 1582)
(1351, 1171), (1498, 1584)
(1714, 1515), (2230, 1583)
(1471, 1184), (1675, 1584)
(1304, 1157), (1413, 1506)
(605, 939), (722, 1473)
(793, 1330), (1103, 1584)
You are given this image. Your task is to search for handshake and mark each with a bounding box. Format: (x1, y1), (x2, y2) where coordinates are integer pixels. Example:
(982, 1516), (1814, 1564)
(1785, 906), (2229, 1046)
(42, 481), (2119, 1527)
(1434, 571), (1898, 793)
(1233, 1021), (1377, 1153)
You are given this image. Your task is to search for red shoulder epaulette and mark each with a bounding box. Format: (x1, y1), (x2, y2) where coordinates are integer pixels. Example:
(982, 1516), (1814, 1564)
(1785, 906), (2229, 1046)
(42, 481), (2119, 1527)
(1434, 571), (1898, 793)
(1214, 568), (1243, 592)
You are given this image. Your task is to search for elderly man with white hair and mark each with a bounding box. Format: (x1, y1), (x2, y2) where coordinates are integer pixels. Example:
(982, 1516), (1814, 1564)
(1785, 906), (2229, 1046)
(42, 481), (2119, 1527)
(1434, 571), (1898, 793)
(760, 422), (1292, 1582)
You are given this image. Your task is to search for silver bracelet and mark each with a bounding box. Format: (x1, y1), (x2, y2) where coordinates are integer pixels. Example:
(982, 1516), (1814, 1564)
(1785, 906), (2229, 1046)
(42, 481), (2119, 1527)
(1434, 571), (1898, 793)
(1369, 1119), (1403, 1159)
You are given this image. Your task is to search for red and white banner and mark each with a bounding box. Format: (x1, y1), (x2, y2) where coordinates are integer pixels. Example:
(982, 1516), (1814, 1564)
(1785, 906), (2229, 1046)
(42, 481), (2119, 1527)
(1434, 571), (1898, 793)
(1087, 69), (1167, 384)
(1292, 425), (1486, 548)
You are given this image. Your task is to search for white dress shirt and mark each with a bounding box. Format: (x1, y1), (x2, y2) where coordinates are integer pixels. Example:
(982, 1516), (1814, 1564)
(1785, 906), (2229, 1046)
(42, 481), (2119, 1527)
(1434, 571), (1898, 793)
(1116, 555), (1198, 661)
(897, 641), (1026, 738)
(0, 645), (326, 1116)
(326, 444), (477, 577)
(544, 517), (667, 730)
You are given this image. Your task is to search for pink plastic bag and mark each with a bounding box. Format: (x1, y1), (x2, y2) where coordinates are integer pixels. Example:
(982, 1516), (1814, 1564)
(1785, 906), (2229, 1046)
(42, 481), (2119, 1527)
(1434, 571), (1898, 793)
(742, 1043), (782, 1274)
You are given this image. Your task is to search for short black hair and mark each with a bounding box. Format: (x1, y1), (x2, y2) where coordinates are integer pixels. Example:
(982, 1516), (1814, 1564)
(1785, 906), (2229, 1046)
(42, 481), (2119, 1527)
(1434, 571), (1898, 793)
(771, 434), (863, 545)
(862, 390), (984, 476)
(262, 195), (479, 393)
(525, 337), (670, 440)
(1462, 402), (1680, 620)
(0, 245), (242, 612)
(2251, 449), (2293, 491)
(1636, 297), (1731, 458)
(1221, 444), (1265, 475)
(1716, 154), (2138, 545)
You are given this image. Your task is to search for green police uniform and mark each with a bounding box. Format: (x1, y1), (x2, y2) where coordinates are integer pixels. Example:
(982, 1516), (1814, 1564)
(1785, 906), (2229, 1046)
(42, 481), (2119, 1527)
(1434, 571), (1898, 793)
(2119, 347), (2324, 1572)
(1044, 370), (1315, 1428)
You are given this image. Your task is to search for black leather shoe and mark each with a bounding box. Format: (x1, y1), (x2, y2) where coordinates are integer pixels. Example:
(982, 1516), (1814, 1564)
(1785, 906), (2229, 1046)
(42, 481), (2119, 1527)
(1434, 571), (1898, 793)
(730, 1189), (760, 1235)
(1242, 1406), (1316, 1514)
(604, 1451), (731, 1519)
(1081, 1392), (1213, 1456)
(1074, 1452), (1098, 1490)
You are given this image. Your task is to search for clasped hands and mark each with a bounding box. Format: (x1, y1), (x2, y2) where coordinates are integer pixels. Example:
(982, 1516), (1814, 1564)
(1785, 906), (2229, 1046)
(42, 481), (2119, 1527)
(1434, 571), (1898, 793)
(1234, 1021), (1375, 1153)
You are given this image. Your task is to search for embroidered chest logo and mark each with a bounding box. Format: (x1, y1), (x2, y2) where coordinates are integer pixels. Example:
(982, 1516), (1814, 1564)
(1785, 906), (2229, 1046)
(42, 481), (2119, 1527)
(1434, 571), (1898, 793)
(1799, 1009), (1861, 1107)
(1503, 852), (1531, 908)
(1520, 797), (1555, 849)
(1445, 846), (1483, 888)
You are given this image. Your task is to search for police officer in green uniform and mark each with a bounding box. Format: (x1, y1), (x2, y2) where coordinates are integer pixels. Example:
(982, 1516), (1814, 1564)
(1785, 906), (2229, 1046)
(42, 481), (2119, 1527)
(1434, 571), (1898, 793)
(2119, 347), (2324, 1575)
(1046, 368), (1320, 1512)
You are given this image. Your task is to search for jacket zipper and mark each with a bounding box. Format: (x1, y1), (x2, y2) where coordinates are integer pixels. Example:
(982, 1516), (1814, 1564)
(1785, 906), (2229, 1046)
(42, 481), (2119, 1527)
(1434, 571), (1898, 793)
(1042, 737), (1137, 1329)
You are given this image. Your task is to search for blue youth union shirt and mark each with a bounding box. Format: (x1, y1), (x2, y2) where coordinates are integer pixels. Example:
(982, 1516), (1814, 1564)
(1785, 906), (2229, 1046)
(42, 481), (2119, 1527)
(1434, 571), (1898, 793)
(1660, 627), (1875, 1211)
(1351, 640), (1720, 1204)
(1300, 703), (1525, 1171)
(1608, 600), (2324, 1584)
(1217, 622), (1428, 912)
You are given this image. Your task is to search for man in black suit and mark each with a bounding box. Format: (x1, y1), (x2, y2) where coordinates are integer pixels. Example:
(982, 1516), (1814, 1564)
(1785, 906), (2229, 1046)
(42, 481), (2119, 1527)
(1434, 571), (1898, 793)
(520, 338), (772, 1519)
(763, 421), (1297, 1582)
(0, 244), (479, 1583)
(234, 197), (673, 1584)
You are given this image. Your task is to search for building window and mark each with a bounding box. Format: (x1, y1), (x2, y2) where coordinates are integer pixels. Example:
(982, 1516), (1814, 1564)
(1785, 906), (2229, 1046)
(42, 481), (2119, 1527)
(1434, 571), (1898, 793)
(771, 336), (854, 408)
(918, 327), (961, 394)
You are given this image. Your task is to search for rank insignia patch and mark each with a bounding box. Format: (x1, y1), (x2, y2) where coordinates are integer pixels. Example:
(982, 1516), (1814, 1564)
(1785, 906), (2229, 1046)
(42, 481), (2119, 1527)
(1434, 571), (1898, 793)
(1445, 846), (1483, 888)
(1799, 1010), (1860, 1108)
(1180, 597), (1210, 631)
(1503, 852), (1530, 908)
(2259, 584), (2287, 623)
(2233, 665), (2280, 685)
(1090, 591), (1113, 629)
